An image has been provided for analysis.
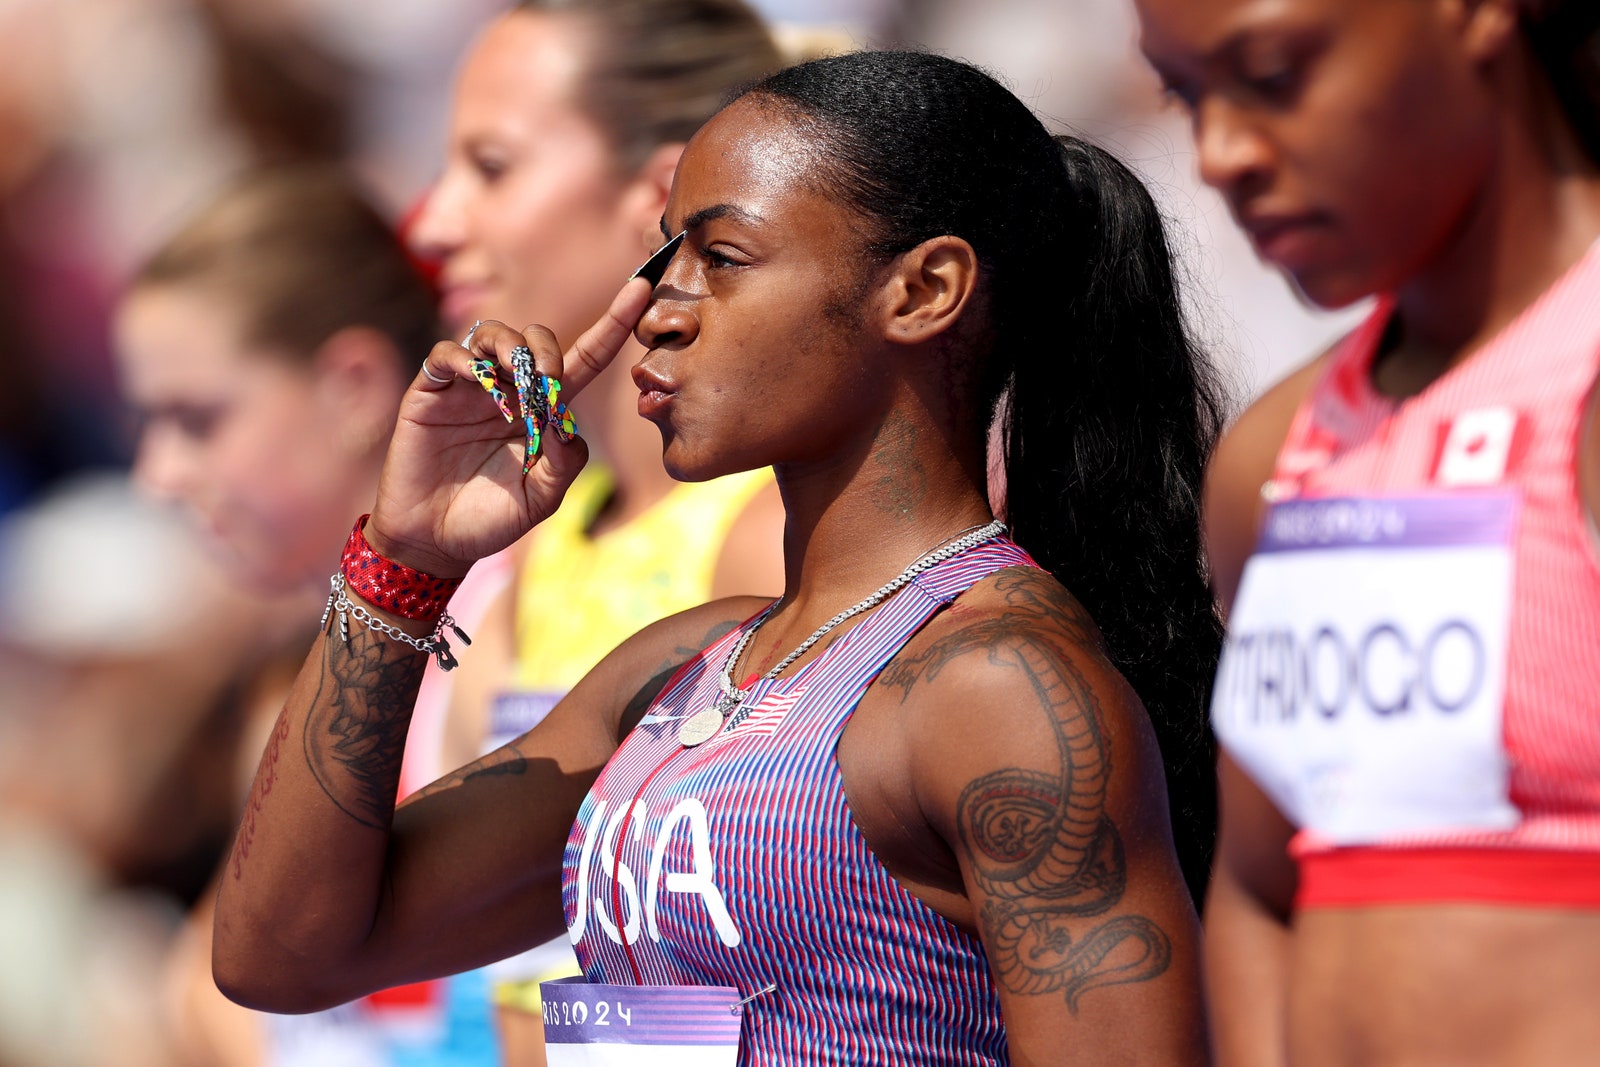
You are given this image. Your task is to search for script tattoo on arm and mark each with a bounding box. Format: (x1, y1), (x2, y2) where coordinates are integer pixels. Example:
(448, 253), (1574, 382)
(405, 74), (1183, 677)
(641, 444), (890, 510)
(304, 626), (428, 830)
(878, 569), (1172, 1015)
(232, 709), (291, 880)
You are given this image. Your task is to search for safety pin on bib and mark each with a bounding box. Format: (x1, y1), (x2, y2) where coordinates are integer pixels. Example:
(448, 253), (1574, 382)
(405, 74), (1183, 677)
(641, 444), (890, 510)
(729, 981), (778, 1015)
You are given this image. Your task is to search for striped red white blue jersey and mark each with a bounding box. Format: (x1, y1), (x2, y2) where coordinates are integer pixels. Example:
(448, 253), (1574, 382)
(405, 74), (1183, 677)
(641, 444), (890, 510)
(560, 537), (1038, 1065)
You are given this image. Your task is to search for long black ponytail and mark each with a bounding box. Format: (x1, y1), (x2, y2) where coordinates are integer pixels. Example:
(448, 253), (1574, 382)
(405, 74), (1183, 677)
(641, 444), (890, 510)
(742, 51), (1227, 905)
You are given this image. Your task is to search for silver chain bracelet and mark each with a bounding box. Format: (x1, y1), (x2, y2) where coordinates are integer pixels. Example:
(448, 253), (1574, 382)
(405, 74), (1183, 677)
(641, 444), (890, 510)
(320, 574), (471, 671)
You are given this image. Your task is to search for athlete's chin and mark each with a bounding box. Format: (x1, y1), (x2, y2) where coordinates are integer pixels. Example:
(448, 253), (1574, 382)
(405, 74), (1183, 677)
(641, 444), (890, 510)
(1280, 260), (1385, 312)
(657, 434), (762, 484)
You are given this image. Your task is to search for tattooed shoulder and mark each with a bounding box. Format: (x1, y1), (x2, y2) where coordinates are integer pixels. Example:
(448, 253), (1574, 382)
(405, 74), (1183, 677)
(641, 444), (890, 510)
(876, 566), (1101, 700)
(881, 566), (1172, 1014)
(956, 648), (1171, 1013)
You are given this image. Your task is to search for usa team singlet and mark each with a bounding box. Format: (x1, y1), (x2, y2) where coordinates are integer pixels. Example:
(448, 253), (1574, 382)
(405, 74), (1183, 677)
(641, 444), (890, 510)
(491, 466), (774, 1011)
(561, 537), (1036, 1065)
(1214, 241), (1600, 908)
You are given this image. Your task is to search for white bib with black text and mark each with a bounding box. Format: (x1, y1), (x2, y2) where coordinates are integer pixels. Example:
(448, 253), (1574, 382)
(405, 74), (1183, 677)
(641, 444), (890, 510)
(1213, 494), (1521, 843)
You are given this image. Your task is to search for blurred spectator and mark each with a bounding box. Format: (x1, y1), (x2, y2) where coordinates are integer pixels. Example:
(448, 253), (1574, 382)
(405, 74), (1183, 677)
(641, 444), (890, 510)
(0, 0), (498, 518)
(111, 164), (516, 1067)
(0, 473), (305, 1067)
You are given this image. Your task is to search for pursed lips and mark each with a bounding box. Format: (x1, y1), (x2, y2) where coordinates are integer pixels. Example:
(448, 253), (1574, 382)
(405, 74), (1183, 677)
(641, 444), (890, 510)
(632, 359), (678, 417)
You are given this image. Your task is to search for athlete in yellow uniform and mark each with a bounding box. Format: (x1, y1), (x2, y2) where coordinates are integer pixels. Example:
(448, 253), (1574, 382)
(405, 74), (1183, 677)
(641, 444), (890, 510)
(514, 466), (774, 693)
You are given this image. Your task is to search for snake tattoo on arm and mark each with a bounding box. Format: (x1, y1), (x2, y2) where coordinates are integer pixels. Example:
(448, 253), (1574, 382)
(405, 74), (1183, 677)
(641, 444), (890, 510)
(877, 569), (1173, 1014)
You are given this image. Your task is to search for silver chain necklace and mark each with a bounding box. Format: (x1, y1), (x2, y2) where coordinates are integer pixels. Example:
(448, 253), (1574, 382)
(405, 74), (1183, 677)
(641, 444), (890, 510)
(676, 518), (1007, 747)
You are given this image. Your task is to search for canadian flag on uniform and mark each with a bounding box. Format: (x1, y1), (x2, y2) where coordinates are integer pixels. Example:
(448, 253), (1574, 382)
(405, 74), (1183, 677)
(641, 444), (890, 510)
(1433, 407), (1523, 487)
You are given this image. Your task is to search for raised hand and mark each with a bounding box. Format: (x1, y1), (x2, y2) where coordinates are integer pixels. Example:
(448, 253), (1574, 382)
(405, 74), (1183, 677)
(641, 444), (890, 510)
(365, 279), (653, 577)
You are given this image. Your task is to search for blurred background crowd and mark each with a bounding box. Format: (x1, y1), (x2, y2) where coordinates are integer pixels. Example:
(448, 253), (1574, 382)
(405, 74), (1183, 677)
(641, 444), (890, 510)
(0, 1), (1361, 1065)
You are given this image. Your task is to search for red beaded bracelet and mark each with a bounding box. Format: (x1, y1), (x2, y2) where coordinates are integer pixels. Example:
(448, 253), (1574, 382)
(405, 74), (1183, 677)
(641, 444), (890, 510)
(339, 515), (463, 621)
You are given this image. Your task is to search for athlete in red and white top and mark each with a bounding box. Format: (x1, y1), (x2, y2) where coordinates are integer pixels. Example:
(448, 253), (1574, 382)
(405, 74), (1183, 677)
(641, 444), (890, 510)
(1136, 0), (1600, 1064)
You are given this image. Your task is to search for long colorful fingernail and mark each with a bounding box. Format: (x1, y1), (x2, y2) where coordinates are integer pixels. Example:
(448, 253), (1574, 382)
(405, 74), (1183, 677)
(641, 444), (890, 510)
(509, 346), (535, 413)
(520, 376), (549, 475)
(520, 416), (543, 475)
(510, 346), (545, 474)
(541, 376), (577, 443)
(469, 359), (514, 423)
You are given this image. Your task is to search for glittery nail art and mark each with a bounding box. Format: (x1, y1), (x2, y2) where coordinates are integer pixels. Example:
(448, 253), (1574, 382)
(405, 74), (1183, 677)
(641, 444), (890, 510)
(542, 376), (577, 443)
(510, 346), (545, 474)
(469, 358), (514, 424)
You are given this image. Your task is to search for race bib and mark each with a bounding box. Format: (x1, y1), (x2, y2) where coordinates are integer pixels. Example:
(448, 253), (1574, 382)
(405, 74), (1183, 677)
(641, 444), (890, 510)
(540, 978), (741, 1066)
(1214, 494), (1521, 843)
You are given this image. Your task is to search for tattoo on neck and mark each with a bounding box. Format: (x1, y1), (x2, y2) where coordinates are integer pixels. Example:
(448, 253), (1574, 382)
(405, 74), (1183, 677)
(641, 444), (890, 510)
(869, 411), (928, 517)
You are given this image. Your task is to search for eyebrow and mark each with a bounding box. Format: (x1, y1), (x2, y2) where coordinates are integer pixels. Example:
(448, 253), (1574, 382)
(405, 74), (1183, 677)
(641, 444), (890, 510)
(659, 203), (767, 239)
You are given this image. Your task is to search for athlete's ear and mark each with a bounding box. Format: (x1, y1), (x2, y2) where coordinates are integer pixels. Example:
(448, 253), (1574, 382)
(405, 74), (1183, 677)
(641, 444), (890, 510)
(311, 326), (410, 457)
(876, 235), (980, 346)
(618, 142), (685, 245)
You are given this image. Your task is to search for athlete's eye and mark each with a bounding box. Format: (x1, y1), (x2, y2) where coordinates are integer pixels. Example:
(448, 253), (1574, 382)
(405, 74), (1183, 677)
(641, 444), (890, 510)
(469, 151), (509, 184)
(701, 246), (746, 270)
(1244, 65), (1302, 104)
(1231, 32), (1322, 108)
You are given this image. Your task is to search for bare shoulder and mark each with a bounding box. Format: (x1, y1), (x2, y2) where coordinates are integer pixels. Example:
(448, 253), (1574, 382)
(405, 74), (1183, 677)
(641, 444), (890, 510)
(709, 477), (785, 599)
(875, 565), (1152, 828)
(873, 565), (1207, 1044)
(1206, 348), (1335, 612)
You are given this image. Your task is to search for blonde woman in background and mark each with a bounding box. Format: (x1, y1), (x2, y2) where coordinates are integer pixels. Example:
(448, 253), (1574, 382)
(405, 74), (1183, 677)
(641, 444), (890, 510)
(115, 167), (472, 1067)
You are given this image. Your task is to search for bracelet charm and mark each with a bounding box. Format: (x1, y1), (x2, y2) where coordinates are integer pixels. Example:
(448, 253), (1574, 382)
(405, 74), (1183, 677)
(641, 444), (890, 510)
(320, 573), (471, 672)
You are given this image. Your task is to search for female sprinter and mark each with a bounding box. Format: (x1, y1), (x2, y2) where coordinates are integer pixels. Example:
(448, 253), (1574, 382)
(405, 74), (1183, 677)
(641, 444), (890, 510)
(212, 51), (1224, 1065)
(1136, 0), (1600, 1063)
(403, 4), (788, 1056)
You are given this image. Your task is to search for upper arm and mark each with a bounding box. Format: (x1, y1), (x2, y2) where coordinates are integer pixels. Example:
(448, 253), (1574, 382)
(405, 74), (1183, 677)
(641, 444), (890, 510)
(709, 479), (786, 599)
(900, 578), (1208, 1064)
(1204, 355), (1329, 615)
(357, 600), (757, 989)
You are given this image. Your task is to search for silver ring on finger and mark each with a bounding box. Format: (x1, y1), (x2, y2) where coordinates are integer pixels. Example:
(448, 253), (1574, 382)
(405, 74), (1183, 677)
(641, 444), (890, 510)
(460, 319), (485, 350)
(421, 359), (453, 385)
